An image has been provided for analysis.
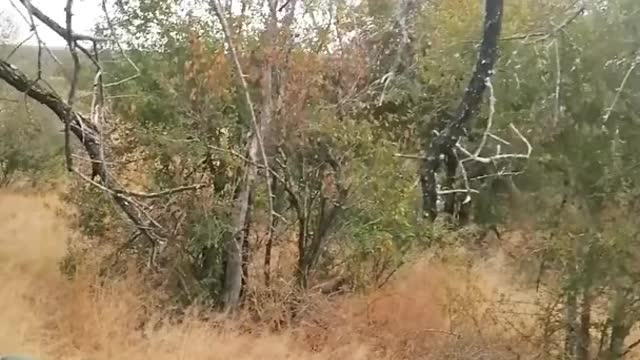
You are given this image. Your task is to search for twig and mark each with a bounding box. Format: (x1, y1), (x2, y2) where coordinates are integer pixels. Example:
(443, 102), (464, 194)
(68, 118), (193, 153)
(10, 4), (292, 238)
(438, 188), (480, 195)
(3, 32), (34, 60)
(457, 153), (473, 204)
(457, 124), (532, 164)
(394, 153), (425, 160)
(502, 3), (585, 43)
(488, 133), (511, 145)
(277, 0), (291, 12)
(553, 38), (562, 127)
(602, 51), (640, 124)
(377, 0), (411, 106)
(623, 337), (640, 356)
(411, 328), (461, 338)
(112, 184), (208, 199)
(18, 0), (107, 42)
(470, 171), (523, 181)
(474, 77), (497, 158)
(101, 0), (141, 87)
(15, 0), (100, 64)
(64, 0), (80, 172)
(18, 0), (43, 83)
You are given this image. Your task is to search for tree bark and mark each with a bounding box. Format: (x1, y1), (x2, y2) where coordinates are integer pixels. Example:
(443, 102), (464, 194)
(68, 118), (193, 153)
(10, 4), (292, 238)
(211, 0), (273, 312)
(577, 288), (592, 360)
(221, 139), (258, 312)
(420, 0), (503, 220)
(608, 288), (631, 360)
(565, 287), (578, 359)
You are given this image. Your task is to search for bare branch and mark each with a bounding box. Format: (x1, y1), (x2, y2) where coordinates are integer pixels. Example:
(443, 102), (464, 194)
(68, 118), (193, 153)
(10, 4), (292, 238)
(457, 124), (532, 164)
(101, 0), (141, 87)
(0, 59), (168, 259)
(17, 0), (107, 42)
(3, 32), (34, 60)
(113, 184), (208, 199)
(502, 3), (585, 42)
(553, 38), (562, 127)
(13, 0), (100, 65)
(394, 153), (426, 160)
(210, 0), (273, 214)
(623, 337), (640, 356)
(16, 0), (43, 83)
(64, 0), (80, 172)
(437, 188), (480, 195)
(602, 51), (640, 124)
(474, 78), (497, 158)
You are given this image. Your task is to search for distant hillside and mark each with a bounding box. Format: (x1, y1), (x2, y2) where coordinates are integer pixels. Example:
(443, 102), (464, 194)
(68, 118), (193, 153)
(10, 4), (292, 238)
(1, 44), (71, 80)
(0, 44), (78, 173)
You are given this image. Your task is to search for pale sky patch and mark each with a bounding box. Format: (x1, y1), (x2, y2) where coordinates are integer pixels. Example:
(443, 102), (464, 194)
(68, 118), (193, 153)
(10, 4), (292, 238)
(1, 0), (100, 47)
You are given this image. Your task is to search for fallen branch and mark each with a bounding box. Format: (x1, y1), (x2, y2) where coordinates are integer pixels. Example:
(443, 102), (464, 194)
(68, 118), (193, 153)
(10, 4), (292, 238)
(0, 60), (168, 253)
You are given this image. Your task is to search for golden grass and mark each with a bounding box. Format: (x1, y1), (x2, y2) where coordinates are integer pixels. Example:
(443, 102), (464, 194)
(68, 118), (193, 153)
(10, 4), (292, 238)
(0, 191), (365, 360)
(3, 189), (614, 360)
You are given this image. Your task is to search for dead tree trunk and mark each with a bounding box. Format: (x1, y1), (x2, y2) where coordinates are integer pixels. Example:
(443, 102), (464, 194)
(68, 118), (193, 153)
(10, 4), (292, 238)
(221, 138), (258, 312)
(420, 0), (503, 220)
(211, 0), (275, 312)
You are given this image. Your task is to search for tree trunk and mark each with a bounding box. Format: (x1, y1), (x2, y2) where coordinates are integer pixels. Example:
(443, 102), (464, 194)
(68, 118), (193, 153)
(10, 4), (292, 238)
(608, 288), (631, 360)
(577, 288), (592, 360)
(221, 138), (258, 312)
(264, 174), (285, 286)
(212, 0), (275, 312)
(420, 0), (503, 220)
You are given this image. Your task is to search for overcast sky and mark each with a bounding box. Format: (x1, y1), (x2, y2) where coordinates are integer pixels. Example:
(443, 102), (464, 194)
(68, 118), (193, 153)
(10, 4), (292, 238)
(1, 0), (100, 47)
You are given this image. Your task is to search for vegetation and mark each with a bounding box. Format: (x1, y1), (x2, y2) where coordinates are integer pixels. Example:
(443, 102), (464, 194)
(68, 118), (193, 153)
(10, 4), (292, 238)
(2, 0), (640, 359)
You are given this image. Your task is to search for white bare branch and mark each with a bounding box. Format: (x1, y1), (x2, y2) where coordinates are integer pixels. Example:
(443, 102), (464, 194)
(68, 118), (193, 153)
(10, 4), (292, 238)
(602, 50), (640, 125)
(456, 78), (532, 165)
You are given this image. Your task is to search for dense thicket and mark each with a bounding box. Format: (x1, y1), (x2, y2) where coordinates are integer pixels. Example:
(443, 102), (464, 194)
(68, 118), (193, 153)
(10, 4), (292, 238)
(2, 0), (640, 358)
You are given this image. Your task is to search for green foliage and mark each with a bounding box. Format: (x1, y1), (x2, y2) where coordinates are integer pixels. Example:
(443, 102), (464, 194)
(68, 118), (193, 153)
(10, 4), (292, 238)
(17, 2), (637, 349)
(65, 184), (120, 239)
(186, 207), (231, 299)
(304, 116), (429, 287)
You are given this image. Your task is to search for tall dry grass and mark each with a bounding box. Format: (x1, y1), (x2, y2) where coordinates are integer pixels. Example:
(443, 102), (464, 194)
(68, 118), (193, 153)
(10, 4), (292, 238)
(0, 190), (555, 360)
